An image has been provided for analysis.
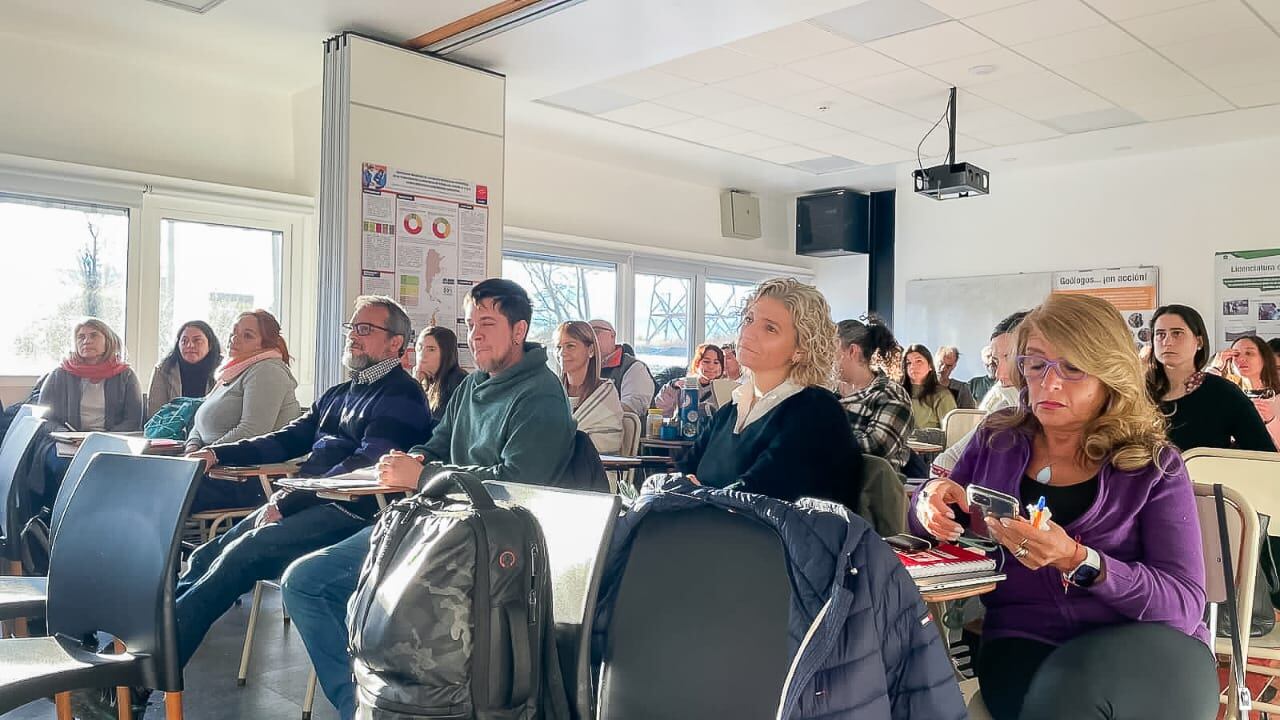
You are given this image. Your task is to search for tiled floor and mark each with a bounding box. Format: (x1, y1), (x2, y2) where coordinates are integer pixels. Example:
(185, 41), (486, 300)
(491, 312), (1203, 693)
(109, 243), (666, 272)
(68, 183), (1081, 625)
(3, 589), (339, 720)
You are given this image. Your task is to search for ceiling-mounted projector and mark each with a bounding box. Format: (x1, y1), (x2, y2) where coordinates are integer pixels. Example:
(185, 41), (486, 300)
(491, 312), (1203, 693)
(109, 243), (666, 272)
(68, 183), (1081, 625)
(911, 87), (989, 201)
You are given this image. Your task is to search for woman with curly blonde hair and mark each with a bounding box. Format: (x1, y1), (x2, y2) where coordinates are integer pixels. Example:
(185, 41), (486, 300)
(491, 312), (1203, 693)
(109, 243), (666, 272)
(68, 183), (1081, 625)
(910, 293), (1215, 720)
(675, 277), (863, 508)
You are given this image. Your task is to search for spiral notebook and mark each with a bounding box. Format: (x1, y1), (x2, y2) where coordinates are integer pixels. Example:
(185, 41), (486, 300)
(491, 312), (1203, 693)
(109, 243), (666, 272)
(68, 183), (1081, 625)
(895, 543), (996, 579)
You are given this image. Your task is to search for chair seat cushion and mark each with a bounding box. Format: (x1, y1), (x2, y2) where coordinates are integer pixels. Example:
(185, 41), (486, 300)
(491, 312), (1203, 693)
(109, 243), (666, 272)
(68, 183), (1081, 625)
(0, 637), (140, 713)
(0, 576), (47, 621)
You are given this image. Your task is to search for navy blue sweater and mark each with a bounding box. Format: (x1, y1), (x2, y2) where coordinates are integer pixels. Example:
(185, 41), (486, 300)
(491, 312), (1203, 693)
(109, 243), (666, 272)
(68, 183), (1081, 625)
(210, 365), (433, 518)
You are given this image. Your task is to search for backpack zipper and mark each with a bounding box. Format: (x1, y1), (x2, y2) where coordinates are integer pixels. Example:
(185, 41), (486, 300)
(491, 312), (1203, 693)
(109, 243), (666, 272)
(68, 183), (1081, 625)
(528, 541), (538, 623)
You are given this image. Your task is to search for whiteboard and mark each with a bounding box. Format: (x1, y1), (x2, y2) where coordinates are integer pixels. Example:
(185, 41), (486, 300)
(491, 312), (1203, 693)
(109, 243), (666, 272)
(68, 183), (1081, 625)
(902, 272), (1052, 380)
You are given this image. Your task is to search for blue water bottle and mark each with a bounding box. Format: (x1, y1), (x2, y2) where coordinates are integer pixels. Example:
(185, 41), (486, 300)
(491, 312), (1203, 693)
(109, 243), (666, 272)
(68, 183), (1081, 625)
(679, 376), (701, 439)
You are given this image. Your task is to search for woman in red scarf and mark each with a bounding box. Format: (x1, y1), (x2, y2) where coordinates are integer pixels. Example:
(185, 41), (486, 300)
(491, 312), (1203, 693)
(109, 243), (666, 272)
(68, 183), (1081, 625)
(38, 318), (142, 432)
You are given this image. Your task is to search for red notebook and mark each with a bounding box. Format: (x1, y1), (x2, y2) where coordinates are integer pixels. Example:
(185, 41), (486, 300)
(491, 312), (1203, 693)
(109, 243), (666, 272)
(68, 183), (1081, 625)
(896, 543), (996, 579)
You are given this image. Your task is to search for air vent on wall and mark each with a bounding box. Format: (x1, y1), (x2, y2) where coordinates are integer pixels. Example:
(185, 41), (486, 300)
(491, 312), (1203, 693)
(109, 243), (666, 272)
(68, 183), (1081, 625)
(143, 0), (227, 14)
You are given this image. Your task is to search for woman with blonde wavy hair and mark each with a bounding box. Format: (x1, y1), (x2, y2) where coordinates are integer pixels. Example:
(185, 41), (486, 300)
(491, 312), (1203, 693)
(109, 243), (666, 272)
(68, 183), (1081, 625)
(910, 293), (1216, 720)
(675, 277), (863, 508)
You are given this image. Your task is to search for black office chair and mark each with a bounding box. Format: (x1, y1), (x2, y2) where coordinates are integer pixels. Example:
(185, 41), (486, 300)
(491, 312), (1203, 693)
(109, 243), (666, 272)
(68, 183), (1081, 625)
(596, 507), (793, 720)
(0, 433), (148, 623)
(0, 453), (202, 720)
(0, 416), (51, 575)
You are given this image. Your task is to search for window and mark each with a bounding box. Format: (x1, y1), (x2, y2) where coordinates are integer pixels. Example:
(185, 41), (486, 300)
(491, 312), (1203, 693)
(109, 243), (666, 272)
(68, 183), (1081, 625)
(501, 252), (617, 343)
(158, 219), (283, 356)
(634, 273), (692, 375)
(0, 194), (130, 375)
(703, 278), (755, 347)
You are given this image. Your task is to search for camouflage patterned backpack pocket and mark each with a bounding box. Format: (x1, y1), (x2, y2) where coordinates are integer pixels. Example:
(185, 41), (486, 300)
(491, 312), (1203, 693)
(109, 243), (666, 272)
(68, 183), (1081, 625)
(349, 470), (568, 720)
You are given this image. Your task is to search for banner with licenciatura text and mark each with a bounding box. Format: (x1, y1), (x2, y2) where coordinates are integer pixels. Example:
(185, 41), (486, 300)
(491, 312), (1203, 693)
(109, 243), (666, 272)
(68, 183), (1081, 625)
(1215, 249), (1280, 350)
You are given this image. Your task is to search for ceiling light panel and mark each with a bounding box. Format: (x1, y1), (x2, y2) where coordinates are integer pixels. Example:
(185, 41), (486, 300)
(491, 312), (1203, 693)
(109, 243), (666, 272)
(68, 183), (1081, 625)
(813, 0), (950, 42)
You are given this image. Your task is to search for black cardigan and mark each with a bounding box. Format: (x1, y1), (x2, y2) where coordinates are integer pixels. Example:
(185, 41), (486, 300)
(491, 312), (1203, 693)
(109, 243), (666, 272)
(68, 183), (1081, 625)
(1159, 373), (1277, 452)
(676, 386), (864, 510)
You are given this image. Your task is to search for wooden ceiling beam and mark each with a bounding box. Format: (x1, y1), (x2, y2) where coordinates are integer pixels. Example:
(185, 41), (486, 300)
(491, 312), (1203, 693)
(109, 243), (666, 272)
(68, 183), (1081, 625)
(404, 0), (545, 51)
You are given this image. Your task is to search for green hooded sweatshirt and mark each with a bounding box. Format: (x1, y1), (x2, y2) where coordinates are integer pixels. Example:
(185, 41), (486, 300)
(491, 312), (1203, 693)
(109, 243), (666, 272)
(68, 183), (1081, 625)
(412, 343), (575, 488)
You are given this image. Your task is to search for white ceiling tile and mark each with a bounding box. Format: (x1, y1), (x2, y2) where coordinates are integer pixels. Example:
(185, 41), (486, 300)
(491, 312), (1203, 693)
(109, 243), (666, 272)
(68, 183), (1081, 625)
(726, 22), (857, 65)
(763, 117), (848, 143)
(921, 0), (1035, 18)
(1085, 0), (1215, 21)
(1126, 91), (1233, 120)
(868, 22), (1001, 65)
(655, 117), (744, 143)
(1191, 59), (1280, 90)
(1058, 49), (1206, 99)
(1012, 24), (1145, 68)
(750, 145), (830, 164)
(653, 47), (774, 85)
(786, 46), (908, 85)
(859, 119), (944, 147)
(769, 87), (882, 117)
(540, 86), (641, 114)
(806, 133), (917, 164)
(596, 69), (701, 100)
(813, 0), (950, 42)
(709, 104), (809, 132)
(1000, 87), (1116, 119)
(839, 69), (953, 105)
(820, 102), (922, 131)
(1120, 0), (1260, 46)
(714, 68), (829, 103)
(965, 117), (1064, 144)
(964, 69), (1080, 105)
(918, 47), (1045, 87)
(1250, 0), (1280, 28)
(598, 102), (694, 129)
(1158, 27), (1280, 69)
(654, 85), (757, 116)
(702, 132), (789, 153)
(964, 0), (1108, 45)
(1219, 80), (1280, 107)
(895, 90), (995, 120)
(1043, 107), (1144, 132)
(948, 103), (1036, 131)
(789, 156), (866, 174)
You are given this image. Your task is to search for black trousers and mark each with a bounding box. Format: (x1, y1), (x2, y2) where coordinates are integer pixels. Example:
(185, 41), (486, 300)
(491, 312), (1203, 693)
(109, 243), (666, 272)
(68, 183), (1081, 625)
(976, 622), (1219, 720)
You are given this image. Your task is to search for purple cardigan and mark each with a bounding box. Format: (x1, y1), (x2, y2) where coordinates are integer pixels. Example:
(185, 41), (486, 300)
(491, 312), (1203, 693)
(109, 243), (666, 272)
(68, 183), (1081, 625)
(909, 422), (1211, 648)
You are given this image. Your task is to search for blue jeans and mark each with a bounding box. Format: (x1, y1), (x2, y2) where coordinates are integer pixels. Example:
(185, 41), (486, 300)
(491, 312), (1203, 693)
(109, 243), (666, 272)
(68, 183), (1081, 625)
(175, 504), (367, 667)
(281, 525), (373, 720)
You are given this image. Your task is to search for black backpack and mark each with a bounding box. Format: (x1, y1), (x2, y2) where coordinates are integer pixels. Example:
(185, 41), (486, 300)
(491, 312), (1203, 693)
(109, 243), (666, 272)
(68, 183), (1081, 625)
(348, 471), (570, 720)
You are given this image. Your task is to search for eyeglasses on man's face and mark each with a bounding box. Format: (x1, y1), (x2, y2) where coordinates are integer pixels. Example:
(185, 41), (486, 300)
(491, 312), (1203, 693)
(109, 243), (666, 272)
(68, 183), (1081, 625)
(342, 322), (395, 337)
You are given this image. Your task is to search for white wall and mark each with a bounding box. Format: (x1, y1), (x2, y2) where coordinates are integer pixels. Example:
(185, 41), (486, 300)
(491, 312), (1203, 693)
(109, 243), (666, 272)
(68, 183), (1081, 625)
(811, 136), (1280, 357)
(813, 254), (870, 323)
(0, 31), (306, 195)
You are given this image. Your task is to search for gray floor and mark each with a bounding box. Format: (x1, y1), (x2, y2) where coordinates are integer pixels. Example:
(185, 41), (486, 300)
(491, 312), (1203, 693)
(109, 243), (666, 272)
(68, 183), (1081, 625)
(2, 589), (340, 720)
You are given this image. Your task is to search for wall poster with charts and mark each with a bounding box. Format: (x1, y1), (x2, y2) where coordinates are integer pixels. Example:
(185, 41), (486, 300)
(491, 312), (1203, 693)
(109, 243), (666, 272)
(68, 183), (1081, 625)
(359, 162), (489, 369)
(1050, 266), (1159, 347)
(1215, 249), (1280, 350)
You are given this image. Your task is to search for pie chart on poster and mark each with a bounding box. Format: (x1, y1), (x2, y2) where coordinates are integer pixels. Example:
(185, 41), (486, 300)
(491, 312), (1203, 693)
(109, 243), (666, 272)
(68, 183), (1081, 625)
(403, 213), (424, 235)
(432, 217), (452, 240)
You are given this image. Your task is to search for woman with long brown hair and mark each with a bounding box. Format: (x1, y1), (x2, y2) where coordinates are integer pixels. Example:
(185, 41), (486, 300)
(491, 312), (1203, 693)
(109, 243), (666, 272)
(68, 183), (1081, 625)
(413, 325), (467, 416)
(900, 343), (956, 430)
(654, 342), (724, 416)
(555, 320), (623, 454)
(1211, 333), (1280, 447)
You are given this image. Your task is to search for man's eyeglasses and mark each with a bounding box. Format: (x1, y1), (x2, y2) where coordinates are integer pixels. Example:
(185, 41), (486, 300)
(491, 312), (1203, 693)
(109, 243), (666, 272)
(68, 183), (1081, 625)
(1016, 354), (1089, 382)
(342, 322), (396, 337)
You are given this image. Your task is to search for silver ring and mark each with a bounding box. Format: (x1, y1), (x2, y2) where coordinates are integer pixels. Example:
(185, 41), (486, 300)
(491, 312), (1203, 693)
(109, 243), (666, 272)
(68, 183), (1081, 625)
(1014, 547), (1029, 558)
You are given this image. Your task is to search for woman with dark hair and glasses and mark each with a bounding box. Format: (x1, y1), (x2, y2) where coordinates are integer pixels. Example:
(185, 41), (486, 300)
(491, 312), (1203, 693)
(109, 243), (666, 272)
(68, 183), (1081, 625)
(1146, 304), (1274, 452)
(912, 294), (1216, 720)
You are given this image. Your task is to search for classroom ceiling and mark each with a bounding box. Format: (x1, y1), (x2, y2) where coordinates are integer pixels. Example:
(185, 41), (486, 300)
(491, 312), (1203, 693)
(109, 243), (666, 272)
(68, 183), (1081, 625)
(2, 0), (1279, 192)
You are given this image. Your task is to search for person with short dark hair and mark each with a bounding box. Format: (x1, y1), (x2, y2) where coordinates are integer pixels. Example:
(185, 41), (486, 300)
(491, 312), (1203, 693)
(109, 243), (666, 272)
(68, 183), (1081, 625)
(591, 318), (656, 417)
(148, 320), (221, 418)
(168, 295), (433, 680)
(1147, 304), (1274, 452)
(901, 344), (956, 430)
(280, 278), (576, 719)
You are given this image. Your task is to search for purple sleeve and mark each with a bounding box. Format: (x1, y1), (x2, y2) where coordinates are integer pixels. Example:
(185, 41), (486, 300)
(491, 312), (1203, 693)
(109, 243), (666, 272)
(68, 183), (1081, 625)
(908, 428), (983, 538)
(1089, 450), (1207, 634)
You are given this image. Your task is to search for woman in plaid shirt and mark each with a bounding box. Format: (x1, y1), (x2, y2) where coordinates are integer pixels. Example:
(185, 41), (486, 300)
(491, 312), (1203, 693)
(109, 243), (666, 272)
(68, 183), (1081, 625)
(836, 318), (914, 469)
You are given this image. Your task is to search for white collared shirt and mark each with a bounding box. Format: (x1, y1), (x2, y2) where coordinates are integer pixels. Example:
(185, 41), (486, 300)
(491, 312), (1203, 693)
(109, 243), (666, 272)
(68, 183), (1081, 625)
(732, 378), (805, 434)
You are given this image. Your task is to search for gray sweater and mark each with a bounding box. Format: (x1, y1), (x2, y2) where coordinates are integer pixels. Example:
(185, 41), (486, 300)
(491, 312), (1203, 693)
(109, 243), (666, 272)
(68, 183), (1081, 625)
(186, 358), (302, 450)
(38, 366), (143, 432)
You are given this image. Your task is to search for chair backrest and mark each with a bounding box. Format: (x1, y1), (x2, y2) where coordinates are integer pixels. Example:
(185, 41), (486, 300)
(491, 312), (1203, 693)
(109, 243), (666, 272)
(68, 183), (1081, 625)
(0, 415), (49, 554)
(597, 507), (792, 720)
(859, 453), (907, 536)
(46, 453), (202, 693)
(1193, 481), (1259, 719)
(563, 430), (610, 493)
(1185, 449), (1280, 534)
(942, 409), (985, 449)
(14, 404), (49, 423)
(49, 433), (148, 542)
(620, 412), (640, 458)
(484, 480), (621, 720)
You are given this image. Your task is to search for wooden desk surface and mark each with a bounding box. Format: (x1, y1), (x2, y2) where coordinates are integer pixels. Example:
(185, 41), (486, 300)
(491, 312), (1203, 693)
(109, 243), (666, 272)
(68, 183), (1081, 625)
(907, 440), (945, 454)
(919, 582), (998, 604)
(208, 463), (299, 481)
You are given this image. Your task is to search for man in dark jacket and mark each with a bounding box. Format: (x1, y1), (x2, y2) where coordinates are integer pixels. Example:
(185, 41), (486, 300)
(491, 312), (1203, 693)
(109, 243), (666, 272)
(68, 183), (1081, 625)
(173, 296), (433, 671)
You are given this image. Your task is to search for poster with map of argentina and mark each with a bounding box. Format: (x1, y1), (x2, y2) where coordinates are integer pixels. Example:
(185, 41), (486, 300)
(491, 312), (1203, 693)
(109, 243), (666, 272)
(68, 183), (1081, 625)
(1215, 249), (1280, 349)
(359, 161), (489, 370)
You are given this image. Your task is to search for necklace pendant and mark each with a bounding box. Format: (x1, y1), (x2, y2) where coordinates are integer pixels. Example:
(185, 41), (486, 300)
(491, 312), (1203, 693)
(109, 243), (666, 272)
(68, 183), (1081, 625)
(1035, 465), (1052, 484)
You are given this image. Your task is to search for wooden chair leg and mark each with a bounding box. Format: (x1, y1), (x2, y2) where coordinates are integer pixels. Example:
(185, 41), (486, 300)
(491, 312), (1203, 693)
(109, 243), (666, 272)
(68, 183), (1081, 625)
(54, 691), (73, 720)
(238, 581), (265, 686)
(165, 690), (183, 720)
(302, 668), (317, 720)
(113, 639), (132, 720)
